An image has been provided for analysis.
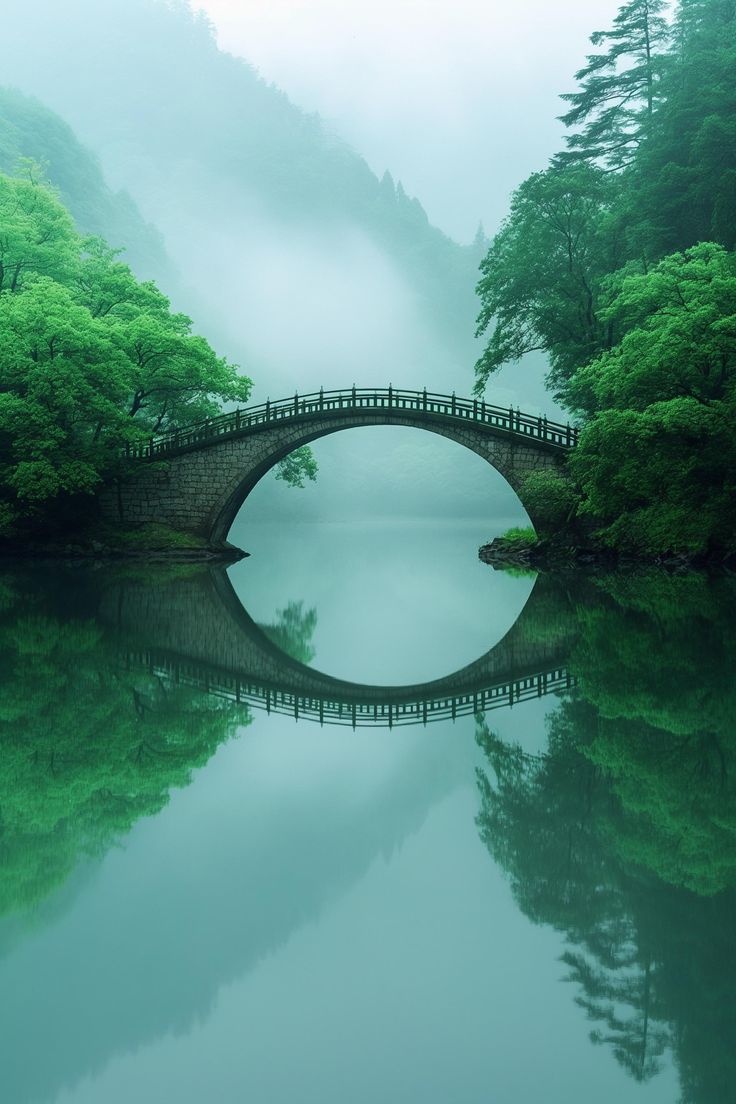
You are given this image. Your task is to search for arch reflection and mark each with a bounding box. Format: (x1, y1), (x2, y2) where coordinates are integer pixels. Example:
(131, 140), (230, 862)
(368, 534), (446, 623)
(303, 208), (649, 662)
(106, 565), (578, 728)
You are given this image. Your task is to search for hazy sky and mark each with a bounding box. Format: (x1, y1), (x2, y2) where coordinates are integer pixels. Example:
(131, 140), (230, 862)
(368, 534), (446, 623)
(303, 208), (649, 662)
(195, 0), (620, 241)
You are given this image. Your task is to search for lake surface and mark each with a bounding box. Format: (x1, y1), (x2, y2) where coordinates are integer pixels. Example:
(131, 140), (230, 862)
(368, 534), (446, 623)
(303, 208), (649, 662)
(1, 519), (734, 1104)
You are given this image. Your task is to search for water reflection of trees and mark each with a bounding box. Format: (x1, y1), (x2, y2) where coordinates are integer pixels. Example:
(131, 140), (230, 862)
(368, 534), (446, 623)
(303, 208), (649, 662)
(258, 601), (318, 665)
(476, 571), (736, 1104)
(0, 571), (251, 921)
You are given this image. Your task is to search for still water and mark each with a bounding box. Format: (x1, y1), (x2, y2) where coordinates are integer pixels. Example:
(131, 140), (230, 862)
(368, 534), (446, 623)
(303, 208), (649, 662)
(1, 520), (734, 1104)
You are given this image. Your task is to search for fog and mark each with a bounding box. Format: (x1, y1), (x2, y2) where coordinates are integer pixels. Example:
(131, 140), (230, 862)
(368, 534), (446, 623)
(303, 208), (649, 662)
(1, 0), (590, 525)
(196, 0), (622, 241)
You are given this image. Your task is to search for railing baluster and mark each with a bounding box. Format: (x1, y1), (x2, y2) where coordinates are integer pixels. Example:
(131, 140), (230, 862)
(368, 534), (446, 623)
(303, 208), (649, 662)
(128, 386), (578, 459)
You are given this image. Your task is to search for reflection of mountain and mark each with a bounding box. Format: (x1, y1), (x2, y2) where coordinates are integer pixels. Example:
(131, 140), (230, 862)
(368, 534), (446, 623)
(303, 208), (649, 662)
(475, 572), (736, 1104)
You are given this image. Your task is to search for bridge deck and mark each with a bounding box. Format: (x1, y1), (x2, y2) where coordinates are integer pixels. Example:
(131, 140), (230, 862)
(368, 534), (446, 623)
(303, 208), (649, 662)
(126, 387), (579, 461)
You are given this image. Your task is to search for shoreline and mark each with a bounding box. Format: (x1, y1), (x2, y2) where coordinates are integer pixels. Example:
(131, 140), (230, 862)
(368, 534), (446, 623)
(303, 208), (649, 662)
(479, 535), (736, 572)
(0, 539), (248, 564)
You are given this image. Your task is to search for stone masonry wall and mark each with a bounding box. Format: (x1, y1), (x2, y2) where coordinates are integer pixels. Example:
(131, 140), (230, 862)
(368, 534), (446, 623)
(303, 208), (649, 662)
(99, 412), (564, 548)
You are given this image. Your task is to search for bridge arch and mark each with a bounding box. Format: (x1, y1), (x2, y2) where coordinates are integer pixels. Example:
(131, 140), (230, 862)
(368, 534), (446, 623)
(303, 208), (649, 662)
(104, 389), (576, 552)
(102, 566), (579, 728)
(209, 418), (536, 546)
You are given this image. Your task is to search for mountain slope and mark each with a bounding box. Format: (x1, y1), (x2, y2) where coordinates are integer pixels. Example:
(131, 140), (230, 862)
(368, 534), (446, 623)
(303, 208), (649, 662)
(0, 86), (169, 280)
(2, 0), (481, 336)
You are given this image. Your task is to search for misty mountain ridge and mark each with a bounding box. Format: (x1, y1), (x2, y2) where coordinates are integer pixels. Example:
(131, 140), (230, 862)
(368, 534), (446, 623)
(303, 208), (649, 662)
(1, 0), (483, 343)
(0, 87), (170, 282)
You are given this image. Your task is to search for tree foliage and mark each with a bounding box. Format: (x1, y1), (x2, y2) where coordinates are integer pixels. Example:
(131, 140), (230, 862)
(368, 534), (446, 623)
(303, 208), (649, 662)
(0, 170), (252, 536)
(520, 468), (581, 532)
(274, 446), (319, 491)
(474, 165), (622, 398)
(568, 245), (736, 553)
(474, 0), (736, 554)
(557, 0), (670, 169)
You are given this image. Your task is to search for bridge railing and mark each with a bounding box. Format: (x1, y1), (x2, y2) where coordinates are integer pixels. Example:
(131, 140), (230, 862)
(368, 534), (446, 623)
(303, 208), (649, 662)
(128, 651), (574, 728)
(124, 387), (579, 460)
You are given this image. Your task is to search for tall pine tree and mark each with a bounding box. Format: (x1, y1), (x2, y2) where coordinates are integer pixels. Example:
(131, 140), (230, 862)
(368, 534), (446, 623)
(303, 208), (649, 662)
(557, 0), (670, 170)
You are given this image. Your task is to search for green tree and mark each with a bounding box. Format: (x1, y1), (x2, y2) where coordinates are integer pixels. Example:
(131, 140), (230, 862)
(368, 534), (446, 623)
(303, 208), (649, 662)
(567, 245), (736, 554)
(557, 0), (670, 169)
(519, 469), (581, 534)
(0, 168), (78, 291)
(274, 445), (319, 491)
(624, 0), (736, 257)
(0, 170), (253, 536)
(474, 165), (623, 400)
(569, 244), (736, 413)
(473, 1), (736, 558)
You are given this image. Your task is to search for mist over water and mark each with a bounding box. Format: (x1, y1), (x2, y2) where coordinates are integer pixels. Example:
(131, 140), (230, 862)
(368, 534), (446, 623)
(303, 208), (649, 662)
(4, 540), (720, 1104)
(228, 519), (534, 683)
(2, 4), (732, 1104)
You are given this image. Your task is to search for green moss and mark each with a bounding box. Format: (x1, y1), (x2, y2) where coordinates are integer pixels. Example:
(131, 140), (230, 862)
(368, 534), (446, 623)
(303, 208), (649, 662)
(98, 523), (208, 551)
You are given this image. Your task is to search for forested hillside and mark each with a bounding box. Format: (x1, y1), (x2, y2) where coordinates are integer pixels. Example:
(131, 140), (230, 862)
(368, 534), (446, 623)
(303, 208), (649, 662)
(476, 0), (736, 556)
(2, 0), (481, 337)
(0, 88), (169, 280)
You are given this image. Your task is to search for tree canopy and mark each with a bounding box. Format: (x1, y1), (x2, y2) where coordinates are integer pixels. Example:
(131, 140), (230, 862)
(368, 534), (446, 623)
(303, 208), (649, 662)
(0, 170), (252, 536)
(474, 0), (736, 555)
(567, 245), (736, 553)
(557, 0), (670, 169)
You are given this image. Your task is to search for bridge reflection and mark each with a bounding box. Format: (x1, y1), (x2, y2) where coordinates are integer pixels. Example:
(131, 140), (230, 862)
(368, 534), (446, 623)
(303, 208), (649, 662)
(130, 657), (573, 728)
(106, 567), (578, 728)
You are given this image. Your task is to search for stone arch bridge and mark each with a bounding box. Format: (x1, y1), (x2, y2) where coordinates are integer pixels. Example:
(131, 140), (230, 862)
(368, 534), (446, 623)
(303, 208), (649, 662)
(103, 567), (578, 729)
(102, 387), (578, 551)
